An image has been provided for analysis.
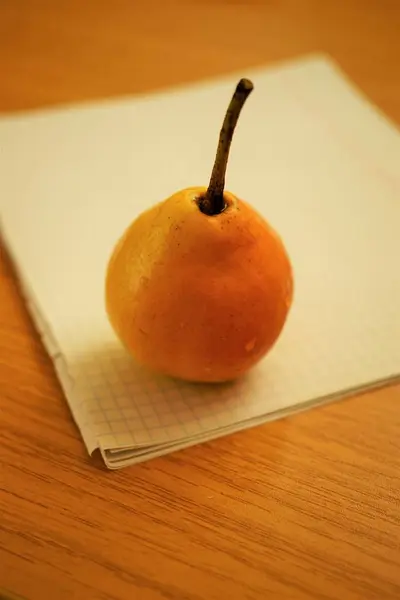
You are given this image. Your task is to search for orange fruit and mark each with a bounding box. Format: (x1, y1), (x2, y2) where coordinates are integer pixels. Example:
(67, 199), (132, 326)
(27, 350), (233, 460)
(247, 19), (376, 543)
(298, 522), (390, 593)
(105, 78), (294, 383)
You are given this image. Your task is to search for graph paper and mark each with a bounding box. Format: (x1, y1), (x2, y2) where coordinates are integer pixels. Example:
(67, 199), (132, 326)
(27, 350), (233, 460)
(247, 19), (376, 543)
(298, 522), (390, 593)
(1, 54), (399, 468)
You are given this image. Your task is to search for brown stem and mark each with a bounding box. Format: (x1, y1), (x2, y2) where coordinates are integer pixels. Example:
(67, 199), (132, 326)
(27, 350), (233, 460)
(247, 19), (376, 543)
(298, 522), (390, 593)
(200, 78), (254, 216)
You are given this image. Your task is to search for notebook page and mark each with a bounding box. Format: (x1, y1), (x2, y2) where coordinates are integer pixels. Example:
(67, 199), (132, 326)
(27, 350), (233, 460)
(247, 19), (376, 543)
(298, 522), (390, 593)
(1, 54), (399, 468)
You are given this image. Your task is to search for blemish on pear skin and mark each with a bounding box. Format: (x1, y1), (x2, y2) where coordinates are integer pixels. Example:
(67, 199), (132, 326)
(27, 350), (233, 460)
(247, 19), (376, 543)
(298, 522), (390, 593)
(245, 338), (256, 352)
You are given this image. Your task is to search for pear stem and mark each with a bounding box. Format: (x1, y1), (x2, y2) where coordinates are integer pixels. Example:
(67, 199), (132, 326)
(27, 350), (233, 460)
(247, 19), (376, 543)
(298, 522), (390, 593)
(201, 78), (254, 216)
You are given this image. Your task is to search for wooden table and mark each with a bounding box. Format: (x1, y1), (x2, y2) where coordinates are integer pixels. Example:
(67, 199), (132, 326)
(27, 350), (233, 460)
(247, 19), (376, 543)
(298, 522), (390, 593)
(1, 2), (399, 599)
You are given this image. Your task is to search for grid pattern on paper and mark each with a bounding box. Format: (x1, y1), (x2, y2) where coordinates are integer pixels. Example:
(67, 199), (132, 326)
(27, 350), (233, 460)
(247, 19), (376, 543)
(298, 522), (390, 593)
(70, 343), (262, 450)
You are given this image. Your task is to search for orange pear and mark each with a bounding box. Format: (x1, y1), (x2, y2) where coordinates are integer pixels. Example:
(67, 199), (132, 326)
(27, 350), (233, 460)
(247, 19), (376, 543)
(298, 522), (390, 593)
(105, 79), (294, 383)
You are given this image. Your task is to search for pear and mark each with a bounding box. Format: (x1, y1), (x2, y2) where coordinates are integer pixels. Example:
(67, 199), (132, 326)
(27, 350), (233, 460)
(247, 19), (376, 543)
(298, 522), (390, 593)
(105, 79), (293, 383)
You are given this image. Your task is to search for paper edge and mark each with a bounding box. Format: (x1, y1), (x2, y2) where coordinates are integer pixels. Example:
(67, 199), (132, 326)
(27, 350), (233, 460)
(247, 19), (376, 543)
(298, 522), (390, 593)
(0, 52), (333, 121)
(100, 376), (400, 469)
(0, 225), (99, 455)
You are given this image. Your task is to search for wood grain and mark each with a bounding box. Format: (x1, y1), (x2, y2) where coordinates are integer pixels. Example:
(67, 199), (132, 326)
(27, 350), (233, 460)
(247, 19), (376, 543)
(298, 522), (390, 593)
(1, 1), (400, 599)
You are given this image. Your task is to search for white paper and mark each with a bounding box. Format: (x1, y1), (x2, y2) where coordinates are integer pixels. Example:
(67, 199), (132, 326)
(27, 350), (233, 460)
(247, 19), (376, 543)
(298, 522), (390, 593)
(1, 53), (399, 468)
